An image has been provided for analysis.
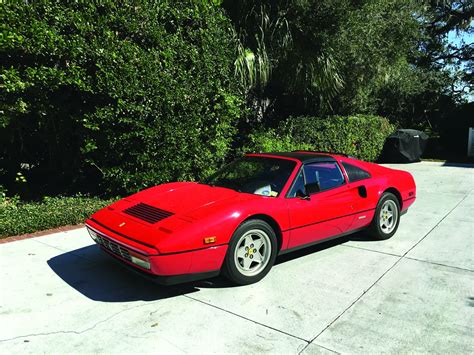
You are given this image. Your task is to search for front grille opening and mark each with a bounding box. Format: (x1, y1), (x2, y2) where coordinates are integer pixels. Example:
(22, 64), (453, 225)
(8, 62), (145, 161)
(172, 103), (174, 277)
(123, 202), (174, 224)
(95, 235), (132, 262)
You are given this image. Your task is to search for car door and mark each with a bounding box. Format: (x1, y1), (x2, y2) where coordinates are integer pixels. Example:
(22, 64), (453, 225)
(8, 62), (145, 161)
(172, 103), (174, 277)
(286, 161), (355, 249)
(340, 161), (377, 230)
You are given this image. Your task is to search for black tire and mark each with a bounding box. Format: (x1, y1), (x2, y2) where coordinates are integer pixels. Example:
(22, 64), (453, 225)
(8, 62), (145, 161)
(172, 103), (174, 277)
(369, 192), (401, 240)
(223, 219), (277, 285)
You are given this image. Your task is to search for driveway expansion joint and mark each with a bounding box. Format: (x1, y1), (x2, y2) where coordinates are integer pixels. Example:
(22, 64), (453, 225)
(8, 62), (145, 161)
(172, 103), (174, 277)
(183, 294), (310, 343)
(341, 244), (402, 258)
(298, 342), (341, 354)
(307, 256), (403, 344)
(404, 256), (474, 273)
(342, 245), (474, 272)
(305, 190), (471, 347)
(401, 192), (471, 259)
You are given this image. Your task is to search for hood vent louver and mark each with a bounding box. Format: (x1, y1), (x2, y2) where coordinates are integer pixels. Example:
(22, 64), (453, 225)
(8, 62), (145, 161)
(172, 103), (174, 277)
(123, 203), (174, 224)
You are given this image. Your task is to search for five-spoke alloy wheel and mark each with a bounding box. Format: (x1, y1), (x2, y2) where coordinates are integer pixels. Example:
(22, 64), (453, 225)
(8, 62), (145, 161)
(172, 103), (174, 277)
(379, 199), (398, 234)
(234, 229), (272, 277)
(369, 192), (401, 240)
(224, 219), (277, 285)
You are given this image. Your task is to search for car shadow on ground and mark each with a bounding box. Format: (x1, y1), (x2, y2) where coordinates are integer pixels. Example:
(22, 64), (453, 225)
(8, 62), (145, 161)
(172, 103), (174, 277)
(47, 246), (201, 302)
(47, 231), (372, 302)
(442, 162), (474, 168)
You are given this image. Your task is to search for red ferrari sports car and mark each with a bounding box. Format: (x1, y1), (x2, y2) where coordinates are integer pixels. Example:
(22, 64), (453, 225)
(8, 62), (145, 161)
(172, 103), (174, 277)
(85, 151), (416, 285)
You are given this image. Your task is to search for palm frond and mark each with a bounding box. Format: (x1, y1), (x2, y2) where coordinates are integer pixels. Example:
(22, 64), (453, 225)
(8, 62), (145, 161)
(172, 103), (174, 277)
(234, 40), (271, 90)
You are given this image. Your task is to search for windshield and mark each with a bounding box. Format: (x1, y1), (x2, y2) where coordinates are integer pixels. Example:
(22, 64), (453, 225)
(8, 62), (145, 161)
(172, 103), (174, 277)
(203, 156), (296, 197)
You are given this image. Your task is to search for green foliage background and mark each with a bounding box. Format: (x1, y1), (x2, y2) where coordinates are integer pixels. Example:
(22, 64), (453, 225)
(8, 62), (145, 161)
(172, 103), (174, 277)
(0, 195), (115, 237)
(243, 115), (394, 162)
(1, 0), (241, 195)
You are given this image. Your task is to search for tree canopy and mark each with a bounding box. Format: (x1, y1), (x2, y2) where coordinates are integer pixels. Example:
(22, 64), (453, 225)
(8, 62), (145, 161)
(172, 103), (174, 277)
(0, 0), (472, 198)
(225, 0), (472, 125)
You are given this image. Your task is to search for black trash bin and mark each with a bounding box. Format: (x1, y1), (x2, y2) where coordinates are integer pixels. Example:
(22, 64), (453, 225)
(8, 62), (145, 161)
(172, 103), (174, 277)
(380, 129), (429, 163)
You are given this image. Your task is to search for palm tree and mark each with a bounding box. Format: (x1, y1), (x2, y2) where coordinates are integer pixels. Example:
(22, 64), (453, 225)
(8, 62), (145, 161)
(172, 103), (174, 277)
(223, 0), (344, 123)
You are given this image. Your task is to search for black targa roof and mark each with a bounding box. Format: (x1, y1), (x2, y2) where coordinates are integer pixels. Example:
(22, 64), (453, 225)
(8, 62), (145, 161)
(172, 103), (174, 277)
(251, 151), (337, 163)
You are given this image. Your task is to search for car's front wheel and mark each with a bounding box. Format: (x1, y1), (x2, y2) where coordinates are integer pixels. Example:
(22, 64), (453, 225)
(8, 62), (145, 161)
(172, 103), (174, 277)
(223, 219), (277, 285)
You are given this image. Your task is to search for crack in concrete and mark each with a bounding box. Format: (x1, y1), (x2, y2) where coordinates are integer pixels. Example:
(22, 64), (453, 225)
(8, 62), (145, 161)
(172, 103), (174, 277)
(0, 300), (162, 343)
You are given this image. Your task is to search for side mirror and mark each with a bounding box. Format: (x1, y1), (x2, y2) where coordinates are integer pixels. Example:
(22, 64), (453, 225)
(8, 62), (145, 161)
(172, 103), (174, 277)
(305, 182), (320, 195)
(295, 189), (310, 200)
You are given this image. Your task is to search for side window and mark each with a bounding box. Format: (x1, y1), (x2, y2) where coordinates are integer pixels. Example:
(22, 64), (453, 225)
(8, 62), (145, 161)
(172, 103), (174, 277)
(287, 170), (305, 197)
(342, 162), (371, 183)
(303, 162), (345, 192)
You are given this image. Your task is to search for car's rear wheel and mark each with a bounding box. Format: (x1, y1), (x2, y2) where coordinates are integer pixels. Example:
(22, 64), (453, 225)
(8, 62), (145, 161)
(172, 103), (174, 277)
(369, 192), (400, 240)
(223, 219), (277, 285)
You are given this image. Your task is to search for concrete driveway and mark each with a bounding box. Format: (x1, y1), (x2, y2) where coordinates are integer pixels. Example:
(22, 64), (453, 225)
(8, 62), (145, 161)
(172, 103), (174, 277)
(1, 162), (473, 354)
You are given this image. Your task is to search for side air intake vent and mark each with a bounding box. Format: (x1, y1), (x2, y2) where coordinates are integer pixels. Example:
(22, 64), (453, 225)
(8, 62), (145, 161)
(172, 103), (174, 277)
(123, 203), (174, 224)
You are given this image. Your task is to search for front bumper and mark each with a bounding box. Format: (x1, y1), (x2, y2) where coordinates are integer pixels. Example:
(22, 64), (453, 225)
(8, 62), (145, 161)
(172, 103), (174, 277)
(114, 260), (221, 286)
(85, 221), (227, 284)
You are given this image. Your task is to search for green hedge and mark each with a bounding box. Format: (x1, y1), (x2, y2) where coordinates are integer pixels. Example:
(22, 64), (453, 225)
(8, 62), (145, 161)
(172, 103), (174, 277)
(1, 1), (242, 195)
(0, 196), (115, 238)
(243, 115), (394, 161)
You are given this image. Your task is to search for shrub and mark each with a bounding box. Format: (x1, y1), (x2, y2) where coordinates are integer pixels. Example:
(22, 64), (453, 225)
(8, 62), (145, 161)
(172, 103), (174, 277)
(242, 129), (313, 154)
(1, 1), (242, 195)
(243, 115), (394, 161)
(0, 195), (116, 238)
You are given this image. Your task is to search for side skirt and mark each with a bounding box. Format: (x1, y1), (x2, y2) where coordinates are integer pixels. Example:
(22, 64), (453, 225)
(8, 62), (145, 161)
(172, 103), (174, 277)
(278, 226), (367, 256)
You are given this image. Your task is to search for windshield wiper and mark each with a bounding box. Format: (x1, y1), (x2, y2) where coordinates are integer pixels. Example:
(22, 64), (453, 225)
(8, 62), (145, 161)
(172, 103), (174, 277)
(202, 181), (241, 193)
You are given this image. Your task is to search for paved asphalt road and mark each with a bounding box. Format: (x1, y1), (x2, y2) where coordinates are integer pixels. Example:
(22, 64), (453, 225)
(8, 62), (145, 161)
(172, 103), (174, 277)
(1, 162), (473, 354)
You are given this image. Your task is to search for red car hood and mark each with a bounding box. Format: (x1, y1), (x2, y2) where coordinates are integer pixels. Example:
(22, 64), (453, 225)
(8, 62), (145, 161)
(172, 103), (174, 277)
(90, 182), (245, 248)
(130, 182), (239, 215)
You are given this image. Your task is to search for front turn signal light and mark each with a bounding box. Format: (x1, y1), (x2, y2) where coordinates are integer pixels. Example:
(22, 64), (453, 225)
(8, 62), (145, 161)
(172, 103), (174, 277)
(204, 236), (217, 244)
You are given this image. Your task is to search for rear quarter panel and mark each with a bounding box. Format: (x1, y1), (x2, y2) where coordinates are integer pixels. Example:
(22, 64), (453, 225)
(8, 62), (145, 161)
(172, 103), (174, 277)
(357, 160), (416, 211)
(385, 167), (417, 211)
(339, 158), (416, 212)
